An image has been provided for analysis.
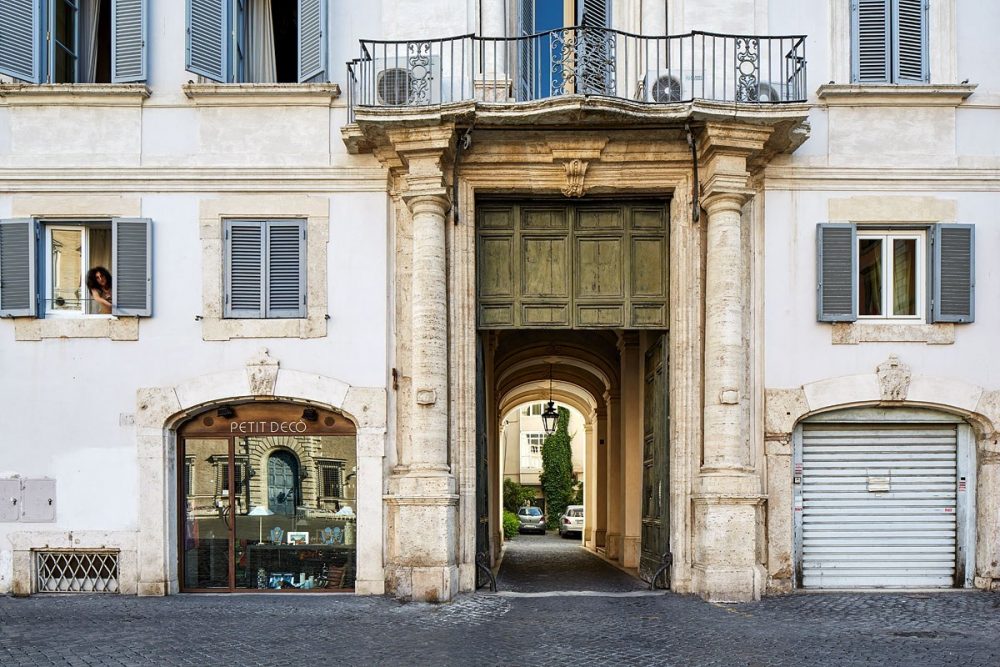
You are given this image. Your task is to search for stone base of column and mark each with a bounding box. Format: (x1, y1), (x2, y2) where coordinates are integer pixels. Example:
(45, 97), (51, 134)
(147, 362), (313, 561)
(584, 528), (594, 547)
(386, 469), (459, 602)
(622, 536), (641, 569)
(595, 529), (607, 548)
(137, 582), (167, 597)
(355, 578), (387, 595)
(691, 493), (766, 602)
(606, 533), (622, 560)
(474, 76), (512, 102)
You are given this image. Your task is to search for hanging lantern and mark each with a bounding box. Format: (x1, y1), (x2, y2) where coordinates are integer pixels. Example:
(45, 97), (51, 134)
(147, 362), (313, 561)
(541, 400), (559, 434)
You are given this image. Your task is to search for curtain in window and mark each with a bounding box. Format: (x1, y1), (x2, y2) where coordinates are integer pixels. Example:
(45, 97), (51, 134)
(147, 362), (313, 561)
(79, 0), (102, 83)
(893, 238), (916, 316)
(248, 0), (276, 83)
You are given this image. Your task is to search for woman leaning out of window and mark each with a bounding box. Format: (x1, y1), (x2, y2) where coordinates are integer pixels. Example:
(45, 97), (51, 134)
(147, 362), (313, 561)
(86, 267), (113, 314)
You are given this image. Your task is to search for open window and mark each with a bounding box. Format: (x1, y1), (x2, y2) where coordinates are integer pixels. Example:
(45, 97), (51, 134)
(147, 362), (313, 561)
(186, 0), (327, 83)
(0, 0), (147, 84)
(0, 218), (152, 318)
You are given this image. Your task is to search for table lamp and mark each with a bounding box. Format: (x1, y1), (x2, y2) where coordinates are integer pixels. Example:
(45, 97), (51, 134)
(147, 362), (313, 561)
(247, 506), (274, 544)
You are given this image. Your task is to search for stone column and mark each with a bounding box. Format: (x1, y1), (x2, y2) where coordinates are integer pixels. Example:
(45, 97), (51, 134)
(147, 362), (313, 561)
(595, 407), (608, 548)
(690, 122), (772, 602)
(476, 0), (512, 101)
(605, 391), (623, 560)
(619, 333), (643, 568)
(383, 126), (460, 602)
(584, 418), (596, 546)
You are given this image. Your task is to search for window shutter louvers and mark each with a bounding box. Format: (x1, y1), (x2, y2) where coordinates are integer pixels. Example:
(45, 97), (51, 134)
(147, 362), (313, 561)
(852, 0), (891, 83)
(931, 224), (975, 323)
(0, 0), (42, 83)
(186, 0), (229, 82)
(577, 0), (613, 95)
(817, 223), (858, 322)
(111, 218), (152, 317)
(517, 0), (534, 100)
(265, 221), (306, 318)
(893, 0), (928, 83)
(578, 0), (610, 27)
(112, 0), (147, 82)
(297, 0), (326, 83)
(225, 221), (265, 318)
(0, 218), (38, 317)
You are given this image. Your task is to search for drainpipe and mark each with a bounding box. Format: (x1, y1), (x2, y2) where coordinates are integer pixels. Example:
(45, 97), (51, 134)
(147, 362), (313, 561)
(685, 122), (700, 224)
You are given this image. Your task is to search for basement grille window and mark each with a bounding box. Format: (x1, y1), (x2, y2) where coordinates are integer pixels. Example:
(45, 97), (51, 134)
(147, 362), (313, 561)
(35, 550), (120, 593)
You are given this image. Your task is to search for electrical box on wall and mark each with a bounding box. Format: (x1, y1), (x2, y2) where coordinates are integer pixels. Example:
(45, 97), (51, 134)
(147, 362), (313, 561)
(0, 478), (56, 523)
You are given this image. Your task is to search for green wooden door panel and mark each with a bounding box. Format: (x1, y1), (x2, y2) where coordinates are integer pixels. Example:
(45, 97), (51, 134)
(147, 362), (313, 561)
(631, 237), (666, 297)
(639, 334), (669, 585)
(577, 207), (624, 230)
(477, 201), (669, 329)
(478, 236), (514, 297)
(522, 237), (569, 297)
(576, 237), (623, 298)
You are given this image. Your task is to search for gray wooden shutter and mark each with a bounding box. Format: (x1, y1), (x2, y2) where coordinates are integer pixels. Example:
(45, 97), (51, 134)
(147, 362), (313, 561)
(0, 0), (42, 83)
(0, 218), (38, 317)
(186, 0), (229, 82)
(111, 218), (152, 316)
(297, 0), (326, 82)
(578, 0), (610, 26)
(578, 0), (613, 95)
(893, 0), (928, 83)
(852, 0), (890, 83)
(265, 220), (306, 318)
(112, 0), (147, 82)
(817, 223), (857, 322)
(517, 0), (534, 101)
(931, 224), (974, 324)
(225, 220), (264, 318)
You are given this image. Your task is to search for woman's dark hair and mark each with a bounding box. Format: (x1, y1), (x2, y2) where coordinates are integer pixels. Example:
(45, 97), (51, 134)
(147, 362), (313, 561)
(86, 266), (112, 292)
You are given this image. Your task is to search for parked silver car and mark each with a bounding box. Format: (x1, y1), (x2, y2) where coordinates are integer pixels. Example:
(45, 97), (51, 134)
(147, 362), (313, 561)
(517, 506), (546, 534)
(558, 505), (584, 537)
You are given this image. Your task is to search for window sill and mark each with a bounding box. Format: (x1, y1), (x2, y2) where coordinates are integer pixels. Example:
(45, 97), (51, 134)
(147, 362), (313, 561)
(182, 83), (341, 107)
(12, 316), (139, 341)
(201, 313), (327, 341)
(831, 321), (955, 345)
(0, 83), (151, 107)
(816, 83), (977, 107)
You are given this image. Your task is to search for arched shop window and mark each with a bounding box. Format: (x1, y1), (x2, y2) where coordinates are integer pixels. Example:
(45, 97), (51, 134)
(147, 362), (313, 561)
(178, 402), (358, 592)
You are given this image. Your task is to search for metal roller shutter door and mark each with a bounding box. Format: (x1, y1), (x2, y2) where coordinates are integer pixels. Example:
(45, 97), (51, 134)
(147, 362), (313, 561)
(801, 423), (957, 588)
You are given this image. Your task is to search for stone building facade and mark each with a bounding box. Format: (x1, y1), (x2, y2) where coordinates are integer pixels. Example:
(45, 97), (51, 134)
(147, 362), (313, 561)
(1, 0), (998, 603)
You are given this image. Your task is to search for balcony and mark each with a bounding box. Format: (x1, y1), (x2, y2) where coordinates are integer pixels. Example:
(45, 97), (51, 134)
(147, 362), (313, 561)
(346, 28), (807, 121)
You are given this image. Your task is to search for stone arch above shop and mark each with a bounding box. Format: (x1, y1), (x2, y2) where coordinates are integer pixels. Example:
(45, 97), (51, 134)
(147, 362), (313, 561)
(133, 349), (387, 597)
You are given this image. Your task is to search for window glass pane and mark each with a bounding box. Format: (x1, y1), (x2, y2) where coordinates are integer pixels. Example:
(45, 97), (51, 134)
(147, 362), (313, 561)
(233, 435), (357, 590)
(53, 0), (78, 83)
(181, 438), (231, 589)
(858, 238), (883, 316)
(50, 229), (83, 312)
(86, 227), (112, 313)
(892, 238), (917, 316)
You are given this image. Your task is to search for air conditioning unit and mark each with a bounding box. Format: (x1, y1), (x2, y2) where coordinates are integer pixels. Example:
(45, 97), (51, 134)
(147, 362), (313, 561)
(641, 69), (704, 103)
(371, 55), (462, 106)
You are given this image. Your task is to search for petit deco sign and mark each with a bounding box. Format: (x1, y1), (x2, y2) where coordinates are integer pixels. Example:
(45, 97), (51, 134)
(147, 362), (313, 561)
(231, 420), (310, 434)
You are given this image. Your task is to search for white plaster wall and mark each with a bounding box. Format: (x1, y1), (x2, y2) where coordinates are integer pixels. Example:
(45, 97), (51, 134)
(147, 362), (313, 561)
(763, 190), (1000, 391)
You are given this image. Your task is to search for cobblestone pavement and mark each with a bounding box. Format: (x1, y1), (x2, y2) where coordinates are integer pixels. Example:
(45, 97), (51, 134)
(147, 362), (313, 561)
(4, 543), (1000, 667)
(496, 530), (648, 593)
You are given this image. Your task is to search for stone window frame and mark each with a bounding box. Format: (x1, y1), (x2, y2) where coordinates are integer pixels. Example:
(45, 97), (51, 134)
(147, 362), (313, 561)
(9, 195), (143, 341)
(200, 195), (329, 340)
(827, 195), (956, 345)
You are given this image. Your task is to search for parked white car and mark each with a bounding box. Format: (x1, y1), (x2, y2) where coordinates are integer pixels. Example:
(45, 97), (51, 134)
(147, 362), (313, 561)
(558, 505), (584, 538)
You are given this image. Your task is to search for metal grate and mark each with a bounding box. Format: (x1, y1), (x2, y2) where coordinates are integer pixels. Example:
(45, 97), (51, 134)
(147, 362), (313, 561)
(35, 550), (120, 593)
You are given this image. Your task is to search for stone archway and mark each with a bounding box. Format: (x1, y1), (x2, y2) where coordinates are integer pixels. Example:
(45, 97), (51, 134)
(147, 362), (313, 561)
(133, 349), (387, 596)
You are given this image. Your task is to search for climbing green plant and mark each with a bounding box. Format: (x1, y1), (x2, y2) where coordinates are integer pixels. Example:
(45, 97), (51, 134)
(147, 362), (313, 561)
(539, 407), (574, 529)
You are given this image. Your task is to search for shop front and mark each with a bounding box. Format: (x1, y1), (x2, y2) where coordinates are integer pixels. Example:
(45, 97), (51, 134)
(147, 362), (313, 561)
(178, 402), (359, 592)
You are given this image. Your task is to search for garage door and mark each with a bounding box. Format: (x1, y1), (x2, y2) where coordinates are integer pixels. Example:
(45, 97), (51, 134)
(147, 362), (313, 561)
(800, 422), (958, 588)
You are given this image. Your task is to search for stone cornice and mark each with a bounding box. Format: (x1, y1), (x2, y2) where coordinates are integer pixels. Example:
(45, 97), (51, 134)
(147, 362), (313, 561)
(816, 83), (977, 107)
(181, 82), (340, 106)
(0, 83), (150, 106)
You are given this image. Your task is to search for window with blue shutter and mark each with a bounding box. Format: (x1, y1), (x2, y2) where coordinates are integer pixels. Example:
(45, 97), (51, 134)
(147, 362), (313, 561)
(0, 0), (146, 83)
(852, 0), (928, 84)
(224, 220), (306, 319)
(817, 222), (975, 325)
(187, 0), (328, 83)
(0, 217), (152, 319)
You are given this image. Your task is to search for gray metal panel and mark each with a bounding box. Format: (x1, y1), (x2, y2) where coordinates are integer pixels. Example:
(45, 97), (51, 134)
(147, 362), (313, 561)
(20, 478), (56, 523)
(0, 479), (20, 522)
(800, 423), (957, 588)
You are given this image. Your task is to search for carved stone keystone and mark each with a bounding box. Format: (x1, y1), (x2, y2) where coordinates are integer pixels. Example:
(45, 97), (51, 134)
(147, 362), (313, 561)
(876, 354), (911, 401)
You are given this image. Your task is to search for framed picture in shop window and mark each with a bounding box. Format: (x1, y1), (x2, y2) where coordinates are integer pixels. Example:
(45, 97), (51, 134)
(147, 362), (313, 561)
(287, 531), (309, 545)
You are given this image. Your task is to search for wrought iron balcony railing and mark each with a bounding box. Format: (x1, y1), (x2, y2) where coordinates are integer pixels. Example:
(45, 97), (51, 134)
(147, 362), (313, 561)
(346, 28), (806, 121)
